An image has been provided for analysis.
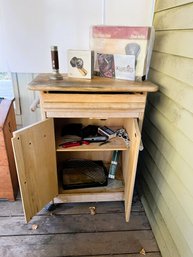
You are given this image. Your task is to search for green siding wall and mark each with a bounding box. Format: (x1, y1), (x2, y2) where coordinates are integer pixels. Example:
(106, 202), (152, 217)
(139, 1), (193, 257)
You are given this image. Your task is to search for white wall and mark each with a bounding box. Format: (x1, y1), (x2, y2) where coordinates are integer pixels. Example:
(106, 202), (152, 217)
(0, 0), (155, 73)
(105, 0), (155, 26)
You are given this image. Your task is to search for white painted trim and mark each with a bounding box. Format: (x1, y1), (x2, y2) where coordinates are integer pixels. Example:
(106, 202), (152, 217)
(102, 0), (106, 25)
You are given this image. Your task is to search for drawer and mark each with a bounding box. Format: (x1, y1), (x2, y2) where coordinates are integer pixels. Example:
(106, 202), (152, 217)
(41, 93), (146, 118)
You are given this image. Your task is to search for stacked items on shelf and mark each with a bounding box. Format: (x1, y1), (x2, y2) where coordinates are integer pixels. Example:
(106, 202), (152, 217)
(57, 123), (129, 190)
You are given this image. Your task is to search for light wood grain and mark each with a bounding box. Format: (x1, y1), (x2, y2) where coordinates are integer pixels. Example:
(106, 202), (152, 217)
(55, 191), (124, 203)
(56, 137), (128, 152)
(41, 89), (147, 120)
(43, 93), (146, 103)
(28, 73), (158, 92)
(14, 74), (156, 223)
(46, 109), (142, 119)
(123, 119), (141, 222)
(57, 151), (114, 164)
(12, 119), (58, 222)
(43, 102), (146, 110)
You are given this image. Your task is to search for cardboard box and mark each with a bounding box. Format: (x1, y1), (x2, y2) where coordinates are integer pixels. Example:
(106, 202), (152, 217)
(90, 26), (153, 81)
(114, 54), (135, 81)
(67, 50), (94, 79)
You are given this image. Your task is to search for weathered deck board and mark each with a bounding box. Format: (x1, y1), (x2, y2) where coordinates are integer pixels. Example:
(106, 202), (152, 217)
(0, 231), (159, 257)
(0, 195), (144, 217)
(0, 195), (161, 257)
(0, 212), (150, 236)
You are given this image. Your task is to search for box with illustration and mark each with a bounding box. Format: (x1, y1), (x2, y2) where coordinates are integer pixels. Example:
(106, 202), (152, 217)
(97, 53), (115, 78)
(90, 26), (154, 81)
(114, 54), (135, 81)
(67, 50), (94, 79)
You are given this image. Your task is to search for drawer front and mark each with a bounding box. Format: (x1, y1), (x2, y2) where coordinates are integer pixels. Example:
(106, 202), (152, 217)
(41, 93), (146, 118)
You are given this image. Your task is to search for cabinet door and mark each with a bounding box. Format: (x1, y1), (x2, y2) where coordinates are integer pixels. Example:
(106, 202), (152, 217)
(12, 119), (58, 222)
(122, 118), (141, 222)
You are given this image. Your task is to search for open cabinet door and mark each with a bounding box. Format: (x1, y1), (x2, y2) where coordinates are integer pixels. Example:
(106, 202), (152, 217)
(12, 119), (58, 222)
(122, 118), (141, 222)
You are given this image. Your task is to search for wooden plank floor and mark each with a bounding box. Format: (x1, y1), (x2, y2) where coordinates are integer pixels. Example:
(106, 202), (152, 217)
(0, 194), (161, 257)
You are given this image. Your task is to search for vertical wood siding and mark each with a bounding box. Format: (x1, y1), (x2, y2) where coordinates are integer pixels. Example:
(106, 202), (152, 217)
(139, 1), (193, 257)
(12, 73), (41, 127)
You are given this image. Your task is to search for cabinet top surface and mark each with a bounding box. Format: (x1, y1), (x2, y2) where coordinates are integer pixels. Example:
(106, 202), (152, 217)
(28, 73), (158, 93)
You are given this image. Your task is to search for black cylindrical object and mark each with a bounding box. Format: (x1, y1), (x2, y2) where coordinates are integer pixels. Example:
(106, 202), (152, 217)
(51, 46), (59, 70)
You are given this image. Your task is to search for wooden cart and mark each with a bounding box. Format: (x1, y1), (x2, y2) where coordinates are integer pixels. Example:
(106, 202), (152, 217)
(12, 74), (158, 222)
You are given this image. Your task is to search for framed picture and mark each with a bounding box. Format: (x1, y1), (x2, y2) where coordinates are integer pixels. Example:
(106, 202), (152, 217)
(97, 53), (115, 78)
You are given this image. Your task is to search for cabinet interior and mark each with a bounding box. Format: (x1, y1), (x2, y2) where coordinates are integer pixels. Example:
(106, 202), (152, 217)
(54, 117), (133, 196)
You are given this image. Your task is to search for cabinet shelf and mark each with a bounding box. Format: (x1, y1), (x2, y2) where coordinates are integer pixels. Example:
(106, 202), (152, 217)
(56, 137), (128, 152)
(59, 179), (124, 194)
(57, 162), (124, 202)
(57, 178), (124, 203)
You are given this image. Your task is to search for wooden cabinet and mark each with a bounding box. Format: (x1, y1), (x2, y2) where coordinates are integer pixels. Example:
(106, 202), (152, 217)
(12, 74), (158, 222)
(0, 98), (18, 201)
